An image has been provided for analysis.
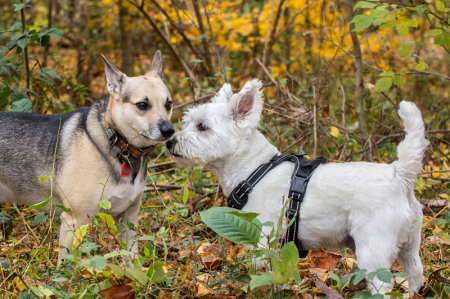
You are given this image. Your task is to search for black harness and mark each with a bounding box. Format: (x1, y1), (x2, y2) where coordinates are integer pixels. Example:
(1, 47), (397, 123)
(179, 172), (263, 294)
(228, 153), (327, 257)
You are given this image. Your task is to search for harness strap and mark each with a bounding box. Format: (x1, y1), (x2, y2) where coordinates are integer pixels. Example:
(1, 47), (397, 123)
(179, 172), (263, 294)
(228, 153), (327, 257)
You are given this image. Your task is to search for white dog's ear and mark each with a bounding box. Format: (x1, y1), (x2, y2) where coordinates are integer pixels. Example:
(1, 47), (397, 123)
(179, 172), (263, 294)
(146, 50), (163, 79)
(229, 79), (263, 129)
(211, 83), (233, 103)
(101, 54), (127, 100)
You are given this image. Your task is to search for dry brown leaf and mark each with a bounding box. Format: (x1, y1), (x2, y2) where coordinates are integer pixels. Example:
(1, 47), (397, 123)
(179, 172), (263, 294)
(309, 248), (325, 258)
(156, 293), (173, 299)
(310, 267), (329, 282)
(178, 250), (192, 260)
(412, 291), (424, 299)
(391, 260), (404, 272)
(98, 284), (135, 299)
(196, 282), (214, 296)
(298, 258), (312, 278)
(312, 252), (342, 270)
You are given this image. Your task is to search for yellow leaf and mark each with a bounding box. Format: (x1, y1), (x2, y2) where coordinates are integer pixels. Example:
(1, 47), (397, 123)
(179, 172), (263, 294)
(72, 224), (89, 247)
(330, 126), (340, 138)
(87, 18), (98, 29)
(439, 193), (449, 199)
(101, 16), (113, 27)
(345, 258), (357, 269)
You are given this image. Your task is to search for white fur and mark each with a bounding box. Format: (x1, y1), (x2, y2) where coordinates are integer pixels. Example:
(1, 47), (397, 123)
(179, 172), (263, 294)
(169, 80), (428, 297)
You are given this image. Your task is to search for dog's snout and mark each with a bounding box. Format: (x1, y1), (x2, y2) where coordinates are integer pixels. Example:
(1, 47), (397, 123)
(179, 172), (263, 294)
(166, 138), (177, 150)
(160, 122), (175, 138)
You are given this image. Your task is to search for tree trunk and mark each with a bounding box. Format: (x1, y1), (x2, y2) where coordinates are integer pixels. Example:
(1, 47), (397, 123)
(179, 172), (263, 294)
(345, 0), (368, 138)
(192, 0), (215, 77)
(119, 0), (134, 76)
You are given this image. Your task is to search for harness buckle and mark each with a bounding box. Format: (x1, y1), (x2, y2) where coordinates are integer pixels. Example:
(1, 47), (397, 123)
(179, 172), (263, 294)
(238, 180), (253, 194)
(286, 208), (298, 218)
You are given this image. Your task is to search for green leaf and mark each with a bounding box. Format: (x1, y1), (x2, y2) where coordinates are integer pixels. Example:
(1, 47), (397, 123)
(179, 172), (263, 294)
(200, 207), (261, 246)
(191, 169), (201, 181)
(32, 214), (48, 226)
(340, 273), (356, 285)
(354, 1), (378, 10)
(436, 0), (445, 12)
(10, 22), (22, 32)
(189, 59), (204, 63)
(97, 213), (118, 232)
(261, 248), (280, 260)
(353, 291), (373, 299)
(209, 9), (217, 14)
(250, 273), (275, 290)
(138, 236), (155, 241)
(392, 75), (403, 86)
(99, 200), (111, 210)
(127, 268), (149, 285)
(428, 29), (443, 37)
(196, 34), (208, 40)
(47, 27), (63, 38)
(352, 269), (367, 284)
(416, 5), (427, 15)
(271, 271), (289, 284)
(398, 41), (414, 58)
(329, 272), (341, 283)
(17, 37), (30, 50)
(395, 23), (408, 36)
(280, 242), (299, 280)
(376, 270), (393, 283)
(147, 260), (166, 283)
(415, 60), (428, 71)
(38, 176), (49, 183)
(374, 77), (392, 92)
(90, 255), (107, 272)
(28, 196), (51, 210)
(181, 185), (189, 205)
(53, 203), (70, 213)
(103, 251), (120, 259)
(404, 19), (418, 28)
(384, 291), (403, 297)
(80, 242), (99, 255)
(11, 98), (32, 113)
(14, 3), (24, 11)
(108, 263), (126, 277)
(379, 71), (395, 77)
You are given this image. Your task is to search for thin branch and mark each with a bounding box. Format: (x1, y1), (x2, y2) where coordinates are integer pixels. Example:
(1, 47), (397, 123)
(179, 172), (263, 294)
(20, 1), (30, 93)
(149, 0), (197, 54)
(173, 83), (275, 110)
(254, 58), (308, 111)
(127, 0), (199, 94)
(275, 1), (317, 40)
(263, 0), (285, 66)
(191, 0), (215, 77)
(201, 0), (229, 83)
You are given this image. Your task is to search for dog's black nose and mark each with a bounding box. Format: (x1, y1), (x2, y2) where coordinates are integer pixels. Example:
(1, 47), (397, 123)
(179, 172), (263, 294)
(166, 138), (177, 150)
(160, 122), (175, 138)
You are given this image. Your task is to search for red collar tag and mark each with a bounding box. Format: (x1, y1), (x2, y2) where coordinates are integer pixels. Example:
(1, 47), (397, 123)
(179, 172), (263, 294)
(120, 162), (131, 177)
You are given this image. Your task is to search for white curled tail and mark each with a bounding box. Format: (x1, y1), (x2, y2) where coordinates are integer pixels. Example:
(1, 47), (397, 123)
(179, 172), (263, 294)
(393, 101), (429, 187)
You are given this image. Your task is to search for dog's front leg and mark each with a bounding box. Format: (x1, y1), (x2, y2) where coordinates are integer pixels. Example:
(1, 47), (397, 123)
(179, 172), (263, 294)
(58, 211), (90, 262)
(114, 195), (142, 267)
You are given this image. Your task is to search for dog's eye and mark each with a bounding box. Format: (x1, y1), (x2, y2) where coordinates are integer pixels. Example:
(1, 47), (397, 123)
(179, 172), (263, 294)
(165, 98), (172, 110)
(198, 123), (208, 131)
(136, 102), (149, 110)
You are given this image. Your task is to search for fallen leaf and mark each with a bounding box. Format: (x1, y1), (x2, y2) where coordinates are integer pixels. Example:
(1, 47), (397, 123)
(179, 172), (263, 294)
(196, 282), (214, 296)
(309, 248), (325, 258)
(412, 291), (424, 299)
(178, 250), (192, 260)
(310, 267), (329, 282)
(98, 284), (135, 299)
(315, 281), (344, 299)
(312, 253), (342, 270)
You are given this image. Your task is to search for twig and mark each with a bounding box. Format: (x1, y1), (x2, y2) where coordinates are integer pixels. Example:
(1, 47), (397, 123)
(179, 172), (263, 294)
(191, 0), (215, 77)
(20, 0), (30, 93)
(313, 86), (318, 158)
(148, 161), (176, 169)
(420, 170), (450, 175)
(275, 1), (317, 40)
(339, 86), (350, 162)
(201, 0), (229, 83)
(322, 30), (450, 81)
(263, 0), (285, 66)
(173, 83), (275, 110)
(127, 0), (199, 94)
(281, 131), (312, 153)
(254, 58), (307, 110)
(262, 0), (276, 68)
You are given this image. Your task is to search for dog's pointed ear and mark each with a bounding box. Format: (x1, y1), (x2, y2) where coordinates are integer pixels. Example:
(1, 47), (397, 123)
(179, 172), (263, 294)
(101, 54), (127, 100)
(211, 83), (233, 103)
(229, 79), (263, 129)
(146, 50), (163, 79)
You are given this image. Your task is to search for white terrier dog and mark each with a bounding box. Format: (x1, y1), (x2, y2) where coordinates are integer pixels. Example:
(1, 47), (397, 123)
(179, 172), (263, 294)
(167, 79), (428, 296)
